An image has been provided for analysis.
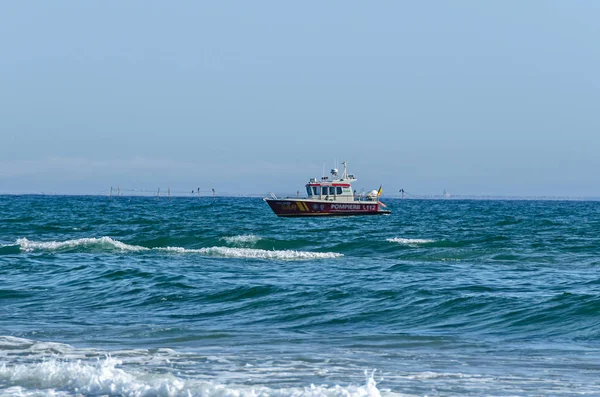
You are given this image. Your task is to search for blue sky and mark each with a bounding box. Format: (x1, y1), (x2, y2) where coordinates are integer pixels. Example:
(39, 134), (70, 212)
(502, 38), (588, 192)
(1, 2), (599, 196)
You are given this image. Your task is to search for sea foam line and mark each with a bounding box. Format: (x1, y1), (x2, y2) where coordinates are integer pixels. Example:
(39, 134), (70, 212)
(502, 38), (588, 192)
(0, 357), (384, 397)
(13, 237), (341, 260)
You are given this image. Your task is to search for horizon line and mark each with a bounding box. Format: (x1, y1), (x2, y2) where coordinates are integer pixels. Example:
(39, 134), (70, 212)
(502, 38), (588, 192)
(1, 192), (600, 202)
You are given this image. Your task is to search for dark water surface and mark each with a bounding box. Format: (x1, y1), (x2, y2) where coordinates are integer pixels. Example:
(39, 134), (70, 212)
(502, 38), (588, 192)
(1, 195), (600, 396)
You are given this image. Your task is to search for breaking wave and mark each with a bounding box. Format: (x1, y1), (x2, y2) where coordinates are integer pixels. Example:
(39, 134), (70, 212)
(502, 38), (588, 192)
(15, 237), (148, 252)
(0, 360), (384, 397)
(386, 238), (435, 245)
(12, 237), (341, 260)
(159, 246), (342, 260)
(221, 234), (262, 246)
(0, 337), (384, 397)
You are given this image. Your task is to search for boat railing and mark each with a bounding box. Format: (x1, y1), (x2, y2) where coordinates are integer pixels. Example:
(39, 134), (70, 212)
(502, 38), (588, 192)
(355, 196), (378, 202)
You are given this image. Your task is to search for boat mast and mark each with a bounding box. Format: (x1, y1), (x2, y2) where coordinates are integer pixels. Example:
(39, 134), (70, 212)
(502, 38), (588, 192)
(342, 161), (348, 179)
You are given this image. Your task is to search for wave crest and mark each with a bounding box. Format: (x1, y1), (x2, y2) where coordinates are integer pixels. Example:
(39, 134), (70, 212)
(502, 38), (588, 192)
(386, 238), (435, 245)
(13, 238), (341, 260)
(221, 234), (262, 246)
(0, 357), (383, 397)
(16, 237), (148, 252)
(160, 246), (342, 260)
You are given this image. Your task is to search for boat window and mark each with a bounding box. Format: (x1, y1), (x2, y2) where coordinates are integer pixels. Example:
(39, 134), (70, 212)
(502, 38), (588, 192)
(312, 186), (320, 195)
(336, 187), (342, 195)
(306, 186), (312, 196)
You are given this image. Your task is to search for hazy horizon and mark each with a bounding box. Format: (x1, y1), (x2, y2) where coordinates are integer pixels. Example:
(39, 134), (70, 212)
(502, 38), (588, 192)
(2, 2), (599, 197)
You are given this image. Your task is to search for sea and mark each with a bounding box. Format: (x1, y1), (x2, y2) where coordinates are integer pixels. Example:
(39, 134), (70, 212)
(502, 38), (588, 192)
(1, 195), (600, 396)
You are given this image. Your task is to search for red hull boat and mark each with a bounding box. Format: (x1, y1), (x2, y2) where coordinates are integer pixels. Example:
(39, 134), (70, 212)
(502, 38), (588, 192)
(264, 161), (391, 217)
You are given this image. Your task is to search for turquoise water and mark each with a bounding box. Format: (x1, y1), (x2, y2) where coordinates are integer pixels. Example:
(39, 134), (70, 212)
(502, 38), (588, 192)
(1, 195), (600, 396)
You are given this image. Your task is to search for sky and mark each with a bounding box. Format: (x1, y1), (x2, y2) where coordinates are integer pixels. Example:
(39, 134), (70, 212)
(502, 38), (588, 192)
(1, 1), (599, 197)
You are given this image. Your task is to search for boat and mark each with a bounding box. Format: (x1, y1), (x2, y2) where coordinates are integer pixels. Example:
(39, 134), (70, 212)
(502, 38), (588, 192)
(264, 161), (391, 217)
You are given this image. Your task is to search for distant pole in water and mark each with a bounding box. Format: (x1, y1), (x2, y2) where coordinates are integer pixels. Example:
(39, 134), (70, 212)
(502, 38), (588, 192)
(296, 190), (299, 198)
(399, 189), (405, 199)
(110, 186), (113, 199)
(168, 188), (171, 200)
(197, 188), (200, 199)
(157, 187), (160, 198)
(117, 186), (120, 197)
(212, 188), (215, 202)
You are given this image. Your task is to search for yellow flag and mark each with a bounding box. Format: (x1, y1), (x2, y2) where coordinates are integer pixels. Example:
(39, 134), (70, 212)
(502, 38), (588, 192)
(377, 185), (382, 197)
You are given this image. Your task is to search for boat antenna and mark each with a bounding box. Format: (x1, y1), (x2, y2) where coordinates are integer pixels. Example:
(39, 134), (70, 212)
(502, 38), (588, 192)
(342, 160), (348, 179)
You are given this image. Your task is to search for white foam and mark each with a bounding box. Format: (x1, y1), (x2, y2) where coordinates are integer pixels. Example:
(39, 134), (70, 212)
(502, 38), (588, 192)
(221, 234), (262, 246)
(159, 246), (342, 260)
(0, 335), (34, 349)
(14, 238), (340, 260)
(0, 357), (387, 397)
(16, 237), (148, 252)
(386, 238), (435, 245)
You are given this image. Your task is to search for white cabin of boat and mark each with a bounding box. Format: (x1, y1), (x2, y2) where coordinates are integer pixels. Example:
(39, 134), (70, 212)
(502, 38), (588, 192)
(304, 161), (377, 203)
